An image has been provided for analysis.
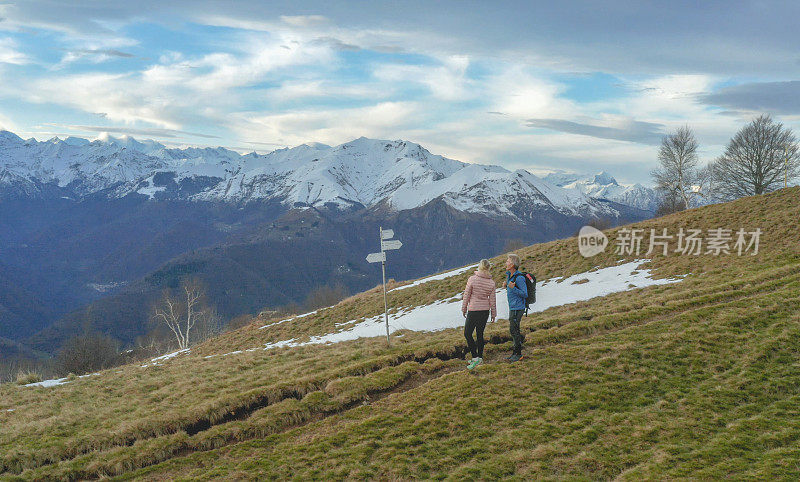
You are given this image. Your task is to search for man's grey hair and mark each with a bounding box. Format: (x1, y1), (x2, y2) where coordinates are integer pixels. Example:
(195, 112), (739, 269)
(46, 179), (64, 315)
(507, 253), (520, 269)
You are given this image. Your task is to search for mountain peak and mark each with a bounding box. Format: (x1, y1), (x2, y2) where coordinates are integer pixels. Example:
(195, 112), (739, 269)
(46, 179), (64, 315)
(63, 136), (90, 147)
(592, 171), (618, 185)
(93, 132), (165, 154)
(0, 130), (24, 145)
(301, 142), (330, 150)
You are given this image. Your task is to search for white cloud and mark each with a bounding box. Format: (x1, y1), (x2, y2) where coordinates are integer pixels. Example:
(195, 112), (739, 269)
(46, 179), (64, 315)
(486, 66), (578, 120)
(141, 32), (335, 93)
(280, 15), (329, 27)
(7, 6), (798, 185)
(195, 12), (458, 57)
(0, 29), (341, 129)
(0, 110), (19, 132)
(231, 101), (424, 146)
(24, 72), (182, 128)
(0, 38), (29, 65)
(264, 80), (390, 102)
(624, 74), (717, 119)
(373, 55), (471, 101)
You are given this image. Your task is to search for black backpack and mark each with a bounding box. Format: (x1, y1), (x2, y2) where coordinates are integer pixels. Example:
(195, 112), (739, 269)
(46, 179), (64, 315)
(513, 271), (536, 312)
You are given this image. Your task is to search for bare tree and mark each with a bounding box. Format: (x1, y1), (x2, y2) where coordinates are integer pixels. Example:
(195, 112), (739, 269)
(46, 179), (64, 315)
(57, 333), (120, 375)
(152, 278), (212, 349)
(302, 282), (349, 311)
(135, 325), (178, 358)
(651, 126), (703, 210)
(711, 115), (800, 199)
(193, 307), (222, 345)
(654, 187), (687, 216)
(502, 238), (527, 253)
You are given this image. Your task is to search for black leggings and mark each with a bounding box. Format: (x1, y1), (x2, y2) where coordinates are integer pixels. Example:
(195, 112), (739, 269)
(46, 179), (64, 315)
(464, 310), (490, 358)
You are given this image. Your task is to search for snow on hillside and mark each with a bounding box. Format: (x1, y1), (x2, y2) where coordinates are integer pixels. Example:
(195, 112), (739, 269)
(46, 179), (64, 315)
(22, 372), (98, 388)
(391, 264), (478, 292)
(0, 131), (623, 219)
(259, 260), (685, 350)
(73, 259), (688, 373)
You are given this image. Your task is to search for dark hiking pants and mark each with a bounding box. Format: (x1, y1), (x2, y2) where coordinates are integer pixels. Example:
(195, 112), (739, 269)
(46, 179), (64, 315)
(509, 309), (524, 355)
(464, 310), (489, 358)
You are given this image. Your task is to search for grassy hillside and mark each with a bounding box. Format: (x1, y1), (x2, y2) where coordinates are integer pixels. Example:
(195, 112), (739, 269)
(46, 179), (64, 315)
(1, 187), (799, 480)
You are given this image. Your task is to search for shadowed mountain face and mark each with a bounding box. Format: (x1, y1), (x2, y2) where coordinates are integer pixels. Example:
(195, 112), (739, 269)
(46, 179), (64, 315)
(0, 131), (653, 356)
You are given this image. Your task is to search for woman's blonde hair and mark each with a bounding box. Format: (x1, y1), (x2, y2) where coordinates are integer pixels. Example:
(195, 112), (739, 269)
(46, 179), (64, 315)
(478, 259), (492, 272)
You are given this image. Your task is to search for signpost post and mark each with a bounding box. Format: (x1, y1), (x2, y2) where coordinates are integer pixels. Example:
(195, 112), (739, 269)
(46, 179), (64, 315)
(366, 227), (402, 345)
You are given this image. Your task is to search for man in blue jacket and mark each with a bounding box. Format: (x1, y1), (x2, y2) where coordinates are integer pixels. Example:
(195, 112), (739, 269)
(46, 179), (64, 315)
(504, 253), (527, 362)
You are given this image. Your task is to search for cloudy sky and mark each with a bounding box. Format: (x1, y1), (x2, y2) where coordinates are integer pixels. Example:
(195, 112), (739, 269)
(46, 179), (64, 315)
(1, 1), (799, 184)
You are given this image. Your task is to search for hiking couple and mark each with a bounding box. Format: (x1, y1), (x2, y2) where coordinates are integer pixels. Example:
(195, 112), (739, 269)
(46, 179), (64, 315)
(461, 253), (528, 370)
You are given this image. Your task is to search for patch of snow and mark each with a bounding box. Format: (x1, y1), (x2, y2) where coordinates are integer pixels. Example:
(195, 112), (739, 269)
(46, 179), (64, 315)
(23, 372), (99, 388)
(26, 377), (69, 388)
(259, 310), (318, 329)
(262, 338), (299, 350)
(141, 348), (190, 367)
(137, 183), (167, 199)
(151, 348), (190, 362)
(87, 281), (127, 293)
(391, 264), (477, 292)
(259, 260), (684, 350)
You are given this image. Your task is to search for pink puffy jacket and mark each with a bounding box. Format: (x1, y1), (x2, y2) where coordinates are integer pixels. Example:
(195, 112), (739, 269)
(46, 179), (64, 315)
(461, 270), (497, 319)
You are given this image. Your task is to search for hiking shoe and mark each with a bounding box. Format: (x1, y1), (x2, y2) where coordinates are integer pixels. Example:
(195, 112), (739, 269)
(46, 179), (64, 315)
(505, 354), (515, 361)
(509, 354), (522, 362)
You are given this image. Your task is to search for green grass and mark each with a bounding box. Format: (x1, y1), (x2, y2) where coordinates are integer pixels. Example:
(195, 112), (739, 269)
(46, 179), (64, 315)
(1, 187), (799, 480)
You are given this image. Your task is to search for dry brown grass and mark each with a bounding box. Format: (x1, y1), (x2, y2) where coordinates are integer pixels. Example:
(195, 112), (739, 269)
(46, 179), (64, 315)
(1, 187), (799, 479)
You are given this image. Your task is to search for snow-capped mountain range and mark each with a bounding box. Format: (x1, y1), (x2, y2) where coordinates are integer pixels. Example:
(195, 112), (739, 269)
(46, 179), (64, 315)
(0, 130), (653, 218)
(543, 171), (660, 212)
(0, 130), (658, 354)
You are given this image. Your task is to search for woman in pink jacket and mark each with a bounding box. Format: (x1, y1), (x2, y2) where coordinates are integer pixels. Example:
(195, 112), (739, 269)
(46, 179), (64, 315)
(461, 259), (497, 369)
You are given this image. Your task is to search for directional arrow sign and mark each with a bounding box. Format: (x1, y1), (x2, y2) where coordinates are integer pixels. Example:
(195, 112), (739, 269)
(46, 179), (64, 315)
(380, 229), (394, 240)
(366, 252), (386, 263)
(381, 239), (402, 251)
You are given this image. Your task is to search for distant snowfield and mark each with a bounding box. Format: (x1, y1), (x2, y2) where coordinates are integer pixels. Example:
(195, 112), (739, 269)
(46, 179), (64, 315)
(262, 260), (685, 350)
(25, 377), (70, 388)
(258, 309), (318, 330)
(390, 264), (478, 292)
(23, 372), (98, 388)
(140, 348), (190, 367)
